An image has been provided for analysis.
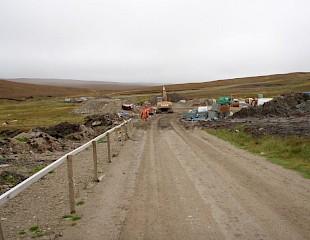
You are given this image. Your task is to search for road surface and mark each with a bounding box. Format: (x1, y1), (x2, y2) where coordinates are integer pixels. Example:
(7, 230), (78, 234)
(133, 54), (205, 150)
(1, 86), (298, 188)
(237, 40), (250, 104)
(59, 115), (310, 240)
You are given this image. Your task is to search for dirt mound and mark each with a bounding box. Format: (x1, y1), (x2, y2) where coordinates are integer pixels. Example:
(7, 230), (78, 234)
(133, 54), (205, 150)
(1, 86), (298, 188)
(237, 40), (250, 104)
(0, 131), (64, 155)
(84, 113), (127, 127)
(234, 92), (310, 118)
(198, 117), (310, 137)
(189, 98), (208, 106)
(0, 129), (23, 139)
(74, 98), (122, 114)
(149, 93), (186, 105)
(65, 125), (95, 141)
(167, 93), (186, 102)
(39, 122), (80, 138)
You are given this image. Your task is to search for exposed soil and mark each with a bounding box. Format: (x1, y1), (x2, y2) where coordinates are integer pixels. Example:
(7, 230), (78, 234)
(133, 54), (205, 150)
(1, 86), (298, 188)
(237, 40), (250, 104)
(0, 112), (132, 194)
(1, 115), (309, 240)
(74, 98), (123, 115)
(38, 123), (80, 139)
(197, 116), (310, 137)
(149, 93), (188, 106)
(187, 93), (310, 137)
(234, 92), (310, 118)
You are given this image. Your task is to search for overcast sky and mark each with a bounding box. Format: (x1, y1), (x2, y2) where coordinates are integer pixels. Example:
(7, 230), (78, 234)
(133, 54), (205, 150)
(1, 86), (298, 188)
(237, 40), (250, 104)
(0, 0), (309, 83)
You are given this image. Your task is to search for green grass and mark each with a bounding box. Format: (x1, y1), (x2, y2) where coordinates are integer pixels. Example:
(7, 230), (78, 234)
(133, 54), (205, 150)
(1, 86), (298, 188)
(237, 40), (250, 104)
(2, 175), (18, 185)
(20, 225), (45, 238)
(76, 200), (85, 206)
(206, 127), (310, 178)
(0, 98), (84, 131)
(15, 136), (28, 142)
(29, 166), (45, 174)
(63, 215), (81, 221)
(33, 232), (44, 238)
(29, 226), (39, 232)
(97, 136), (107, 143)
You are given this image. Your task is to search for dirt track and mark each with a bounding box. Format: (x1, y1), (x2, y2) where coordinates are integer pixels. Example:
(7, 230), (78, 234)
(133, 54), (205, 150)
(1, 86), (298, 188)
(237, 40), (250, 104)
(60, 115), (310, 240)
(2, 114), (310, 239)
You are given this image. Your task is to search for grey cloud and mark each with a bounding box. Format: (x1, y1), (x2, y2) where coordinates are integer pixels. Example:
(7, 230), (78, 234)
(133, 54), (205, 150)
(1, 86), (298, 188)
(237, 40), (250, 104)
(0, 0), (309, 83)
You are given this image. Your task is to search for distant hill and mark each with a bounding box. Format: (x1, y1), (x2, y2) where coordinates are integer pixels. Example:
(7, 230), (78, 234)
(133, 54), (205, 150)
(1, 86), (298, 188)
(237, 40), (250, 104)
(113, 72), (310, 99)
(5, 78), (156, 90)
(0, 80), (95, 100)
(2, 72), (309, 100)
(0, 78), (157, 100)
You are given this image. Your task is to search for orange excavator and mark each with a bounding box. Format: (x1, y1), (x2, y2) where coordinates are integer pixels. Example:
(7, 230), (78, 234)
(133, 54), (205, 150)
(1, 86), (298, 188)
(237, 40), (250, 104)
(156, 86), (173, 113)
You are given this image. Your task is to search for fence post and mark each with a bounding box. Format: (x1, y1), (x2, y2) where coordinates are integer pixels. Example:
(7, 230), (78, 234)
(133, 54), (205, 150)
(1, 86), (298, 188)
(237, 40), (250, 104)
(67, 155), (76, 214)
(129, 120), (132, 133)
(120, 126), (124, 146)
(123, 124), (126, 141)
(125, 123), (128, 139)
(0, 221), (5, 240)
(92, 141), (98, 181)
(114, 128), (119, 148)
(107, 132), (112, 163)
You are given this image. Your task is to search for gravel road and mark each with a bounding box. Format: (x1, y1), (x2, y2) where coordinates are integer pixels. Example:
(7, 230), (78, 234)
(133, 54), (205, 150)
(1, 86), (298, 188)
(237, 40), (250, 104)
(1, 114), (310, 239)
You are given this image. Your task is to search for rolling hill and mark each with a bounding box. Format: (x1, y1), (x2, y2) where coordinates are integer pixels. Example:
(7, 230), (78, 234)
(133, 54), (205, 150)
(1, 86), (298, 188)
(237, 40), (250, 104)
(1, 72), (309, 100)
(112, 72), (310, 99)
(0, 80), (95, 100)
(5, 78), (156, 90)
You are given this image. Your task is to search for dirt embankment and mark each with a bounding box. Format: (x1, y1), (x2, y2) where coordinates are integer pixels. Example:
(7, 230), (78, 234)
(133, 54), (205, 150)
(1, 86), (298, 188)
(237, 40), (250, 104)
(234, 92), (310, 118)
(0, 113), (130, 194)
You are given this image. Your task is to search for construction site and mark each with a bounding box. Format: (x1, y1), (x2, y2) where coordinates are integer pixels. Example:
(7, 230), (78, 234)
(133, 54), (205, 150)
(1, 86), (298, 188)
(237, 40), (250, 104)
(0, 81), (309, 240)
(2, 0), (310, 237)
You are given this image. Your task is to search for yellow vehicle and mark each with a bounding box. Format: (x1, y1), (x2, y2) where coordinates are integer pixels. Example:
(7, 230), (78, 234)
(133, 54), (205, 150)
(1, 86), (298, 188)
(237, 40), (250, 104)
(156, 86), (173, 113)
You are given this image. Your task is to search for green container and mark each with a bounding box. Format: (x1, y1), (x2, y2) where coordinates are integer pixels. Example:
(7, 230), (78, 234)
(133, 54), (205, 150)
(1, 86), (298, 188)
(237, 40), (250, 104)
(217, 96), (230, 105)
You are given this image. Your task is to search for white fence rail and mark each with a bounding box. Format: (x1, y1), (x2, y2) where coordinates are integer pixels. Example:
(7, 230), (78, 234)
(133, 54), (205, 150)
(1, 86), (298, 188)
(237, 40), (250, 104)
(0, 119), (132, 207)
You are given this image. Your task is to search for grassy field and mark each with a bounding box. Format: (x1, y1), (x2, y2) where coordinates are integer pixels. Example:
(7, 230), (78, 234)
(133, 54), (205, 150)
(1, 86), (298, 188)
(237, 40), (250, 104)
(112, 72), (310, 100)
(0, 98), (84, 131)
(0, 79), (94, 100)
(206, 127), (310, 179)
(1, 72), (309, 132)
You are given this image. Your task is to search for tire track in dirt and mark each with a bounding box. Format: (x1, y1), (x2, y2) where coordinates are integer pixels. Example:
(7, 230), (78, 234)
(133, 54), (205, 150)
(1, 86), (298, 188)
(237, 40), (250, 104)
(119, 116), (221, 239)
(167, 117), (310, 239)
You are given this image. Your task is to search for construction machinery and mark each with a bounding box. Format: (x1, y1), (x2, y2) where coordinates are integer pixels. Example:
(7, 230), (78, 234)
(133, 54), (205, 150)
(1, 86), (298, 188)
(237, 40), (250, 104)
(230, 94), (240, 107)
(217, 95), (239, 107)
(156, 86), (173, 113)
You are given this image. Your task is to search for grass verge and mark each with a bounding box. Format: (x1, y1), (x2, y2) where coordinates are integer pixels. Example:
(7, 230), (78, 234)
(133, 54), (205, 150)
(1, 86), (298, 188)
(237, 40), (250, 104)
(0, 98), (84, 131)
(206, 127), (310, 179)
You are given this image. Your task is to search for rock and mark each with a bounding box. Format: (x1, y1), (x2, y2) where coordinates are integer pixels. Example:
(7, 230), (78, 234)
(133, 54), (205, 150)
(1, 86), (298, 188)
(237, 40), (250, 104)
(0, 164), (10, 168)
(92, 121), (102, 126)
